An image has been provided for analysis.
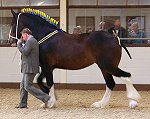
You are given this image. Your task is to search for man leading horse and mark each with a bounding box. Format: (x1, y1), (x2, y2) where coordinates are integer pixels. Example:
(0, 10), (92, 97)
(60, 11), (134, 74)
(16, 28), (51, 108)
(10, 8), (140, 109)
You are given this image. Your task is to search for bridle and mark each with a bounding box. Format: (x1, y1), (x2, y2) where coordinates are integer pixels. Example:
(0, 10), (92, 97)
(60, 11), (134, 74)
(9, 11), (59, 62)
(8, 12), (59, 45)
(8, 13), (22, 41)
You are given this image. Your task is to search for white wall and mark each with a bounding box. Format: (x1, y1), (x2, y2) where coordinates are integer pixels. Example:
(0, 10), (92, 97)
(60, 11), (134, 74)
(67, 47), (150, 84)
(0, 47), (61, 83)
(0, 47), (150, 84)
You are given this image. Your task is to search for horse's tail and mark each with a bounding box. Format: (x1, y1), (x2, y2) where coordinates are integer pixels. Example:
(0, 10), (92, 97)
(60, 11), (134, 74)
(121, 43), (132, 59)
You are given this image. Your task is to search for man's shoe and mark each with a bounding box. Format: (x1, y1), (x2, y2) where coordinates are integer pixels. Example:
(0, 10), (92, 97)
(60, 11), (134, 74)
(15, 106), (28, 109)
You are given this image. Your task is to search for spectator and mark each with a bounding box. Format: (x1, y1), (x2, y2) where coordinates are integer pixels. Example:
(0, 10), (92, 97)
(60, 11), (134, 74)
(108, 19), (127, 44)
(86, 26), (94, 33)
(128, 22), (146, 44)
(99, 21), (106, 31)
(10, 39), (17, 47)
(73, 26), (82, 34)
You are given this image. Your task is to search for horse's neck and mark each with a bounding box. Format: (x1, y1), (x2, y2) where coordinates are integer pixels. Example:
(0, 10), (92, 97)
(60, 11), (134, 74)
(34, 27), (56, 41)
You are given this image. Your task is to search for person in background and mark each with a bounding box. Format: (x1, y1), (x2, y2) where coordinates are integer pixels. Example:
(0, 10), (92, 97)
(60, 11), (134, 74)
(128, 22), (147, 44)
(16, 28), (50, 108)
(73, 26), (82, 34)
(10, 39), (17, 47)
(108, 19), (127, 44)
(99, 21), (106, 31)
(86, 26), (94, 33)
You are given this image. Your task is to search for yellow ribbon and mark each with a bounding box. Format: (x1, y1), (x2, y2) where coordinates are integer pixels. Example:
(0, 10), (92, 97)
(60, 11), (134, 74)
(112, 30), (121, 46)
(38, 30), (58, 44)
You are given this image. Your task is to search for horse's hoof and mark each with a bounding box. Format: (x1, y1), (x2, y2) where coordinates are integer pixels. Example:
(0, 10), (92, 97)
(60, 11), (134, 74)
(129, 100), (138, 109)
(91, 101), (105, 108)
(40, 103), (48, 108)
(48, 98), (56, 108)
(40, 98), (56, 109)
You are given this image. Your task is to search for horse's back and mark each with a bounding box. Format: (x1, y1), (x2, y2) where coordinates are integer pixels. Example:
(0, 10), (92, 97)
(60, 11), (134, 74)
(88, 31), (118, 46)
(87, 31), (122, 67)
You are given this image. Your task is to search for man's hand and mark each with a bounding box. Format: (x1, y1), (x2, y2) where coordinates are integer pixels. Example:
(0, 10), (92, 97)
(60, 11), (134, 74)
(17, 39), (23, 44)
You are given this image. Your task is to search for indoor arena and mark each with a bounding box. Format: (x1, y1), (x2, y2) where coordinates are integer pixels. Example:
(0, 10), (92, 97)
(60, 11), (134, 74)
(0, 0), (150, 119)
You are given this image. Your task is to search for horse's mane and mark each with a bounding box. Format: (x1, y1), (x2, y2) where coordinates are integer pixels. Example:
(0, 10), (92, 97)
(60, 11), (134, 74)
(21, 8), (63, 32)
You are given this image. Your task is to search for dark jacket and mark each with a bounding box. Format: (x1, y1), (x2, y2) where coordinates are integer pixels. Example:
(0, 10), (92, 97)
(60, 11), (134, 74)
(108, 26), (127, 38)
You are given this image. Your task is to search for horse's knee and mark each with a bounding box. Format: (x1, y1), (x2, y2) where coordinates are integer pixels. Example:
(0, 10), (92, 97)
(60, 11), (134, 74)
(37, 72), (45, 84)
(37, 72), (50, 94)
(46, 80), (53, 89)
(45, 74), (54, 88)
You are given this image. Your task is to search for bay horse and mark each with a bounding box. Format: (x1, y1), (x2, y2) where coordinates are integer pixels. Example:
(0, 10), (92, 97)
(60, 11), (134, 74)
(9, 9), (140, 109)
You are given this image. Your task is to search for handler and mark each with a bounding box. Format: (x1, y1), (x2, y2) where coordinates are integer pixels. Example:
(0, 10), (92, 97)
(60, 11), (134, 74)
(16, 28), (50, 108)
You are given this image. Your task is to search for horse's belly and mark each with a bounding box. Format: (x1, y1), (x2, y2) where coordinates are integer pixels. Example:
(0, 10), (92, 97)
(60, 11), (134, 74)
(56, 57), (95, 70)
(47, 44), (95, 70)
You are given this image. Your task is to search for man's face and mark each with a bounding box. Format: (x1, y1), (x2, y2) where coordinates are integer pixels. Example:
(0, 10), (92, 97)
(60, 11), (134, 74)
(21, 33), (28, 41)
(132, 24), (138, 32)
(114, 20), (121, 28)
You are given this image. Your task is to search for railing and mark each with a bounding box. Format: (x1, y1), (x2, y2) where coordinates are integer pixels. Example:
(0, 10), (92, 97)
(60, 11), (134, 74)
(1, 38), (150, 47)
(120, 38), (150, 47)
(0, 39), (10, 44)
(0, 39), (12, 47)
(120, 38), (150, 40)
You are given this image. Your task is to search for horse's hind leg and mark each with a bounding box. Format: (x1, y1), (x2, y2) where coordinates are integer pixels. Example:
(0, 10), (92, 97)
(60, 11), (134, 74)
(91, 71), (115, 108)
(107, 67), (141, 108)
(121, 77), (141, 108)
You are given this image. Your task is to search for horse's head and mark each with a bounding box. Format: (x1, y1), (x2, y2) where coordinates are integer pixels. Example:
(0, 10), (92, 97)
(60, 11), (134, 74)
(9, 10), (25, 41)
(9, 8), (62, 42)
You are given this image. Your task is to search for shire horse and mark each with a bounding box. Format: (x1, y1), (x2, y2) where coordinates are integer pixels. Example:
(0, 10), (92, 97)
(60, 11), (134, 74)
(9, 9), (140, 109)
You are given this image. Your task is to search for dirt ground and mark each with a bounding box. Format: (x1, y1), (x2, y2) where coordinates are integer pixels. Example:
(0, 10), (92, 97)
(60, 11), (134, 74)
(0, 89), (149, 119)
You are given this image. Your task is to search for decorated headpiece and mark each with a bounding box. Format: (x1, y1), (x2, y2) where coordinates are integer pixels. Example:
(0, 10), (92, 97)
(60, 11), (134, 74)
(21, 8), (60, 29)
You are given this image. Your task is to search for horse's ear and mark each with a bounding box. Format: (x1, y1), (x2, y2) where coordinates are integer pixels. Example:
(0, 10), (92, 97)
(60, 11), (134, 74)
(11, 9), (17, 18)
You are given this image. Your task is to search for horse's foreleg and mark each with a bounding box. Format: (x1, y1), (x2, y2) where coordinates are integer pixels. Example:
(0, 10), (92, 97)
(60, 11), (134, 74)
(121, 77), (141, 108)
(40, 70), (56, 108)
(45, 70), (56, 108)
(49, 84), (57, 108)
(37, 71), (49, 94)
(91, 71), (115, 108)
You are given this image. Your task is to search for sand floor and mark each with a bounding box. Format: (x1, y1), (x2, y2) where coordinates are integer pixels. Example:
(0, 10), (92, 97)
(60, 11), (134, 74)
(0, 89), (149, 119)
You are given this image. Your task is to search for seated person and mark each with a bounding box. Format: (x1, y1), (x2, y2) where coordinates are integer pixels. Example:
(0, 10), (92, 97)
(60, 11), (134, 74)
(10, 39), (17, 47)
(108, 19), (127, 44)
(73, 26), (82, 34)
(128, 22), (146, 44)
(86, 26), (94, 33)
(99, 21), (106, 31)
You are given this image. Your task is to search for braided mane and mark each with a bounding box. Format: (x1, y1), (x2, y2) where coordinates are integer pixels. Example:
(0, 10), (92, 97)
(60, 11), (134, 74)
(21, 8), (62, 31)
